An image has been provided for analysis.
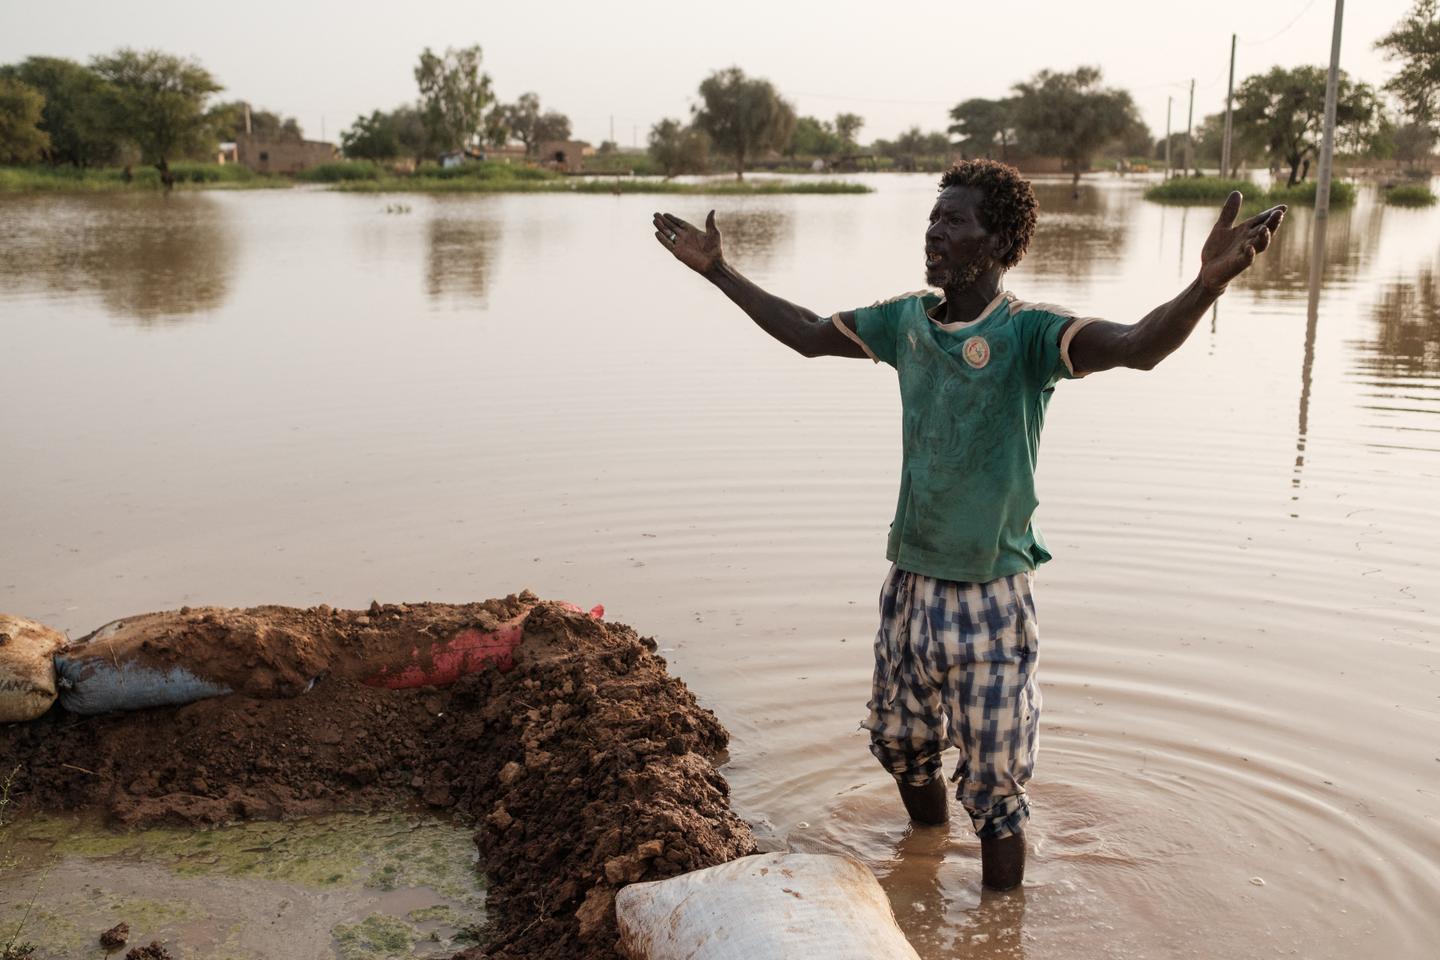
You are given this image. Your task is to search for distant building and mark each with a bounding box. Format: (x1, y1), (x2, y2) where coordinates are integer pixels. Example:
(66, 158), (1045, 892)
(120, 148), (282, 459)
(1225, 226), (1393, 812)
(236, 134), (337, 175)
(536, 140), (592, 174)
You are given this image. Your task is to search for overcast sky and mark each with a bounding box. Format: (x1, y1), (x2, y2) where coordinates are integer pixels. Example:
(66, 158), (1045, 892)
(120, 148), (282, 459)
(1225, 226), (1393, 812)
(0, 0), (1419, 147)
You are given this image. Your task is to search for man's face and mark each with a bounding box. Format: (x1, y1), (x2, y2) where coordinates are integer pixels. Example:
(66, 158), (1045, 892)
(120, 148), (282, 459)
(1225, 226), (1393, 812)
(925, 185), (1001, 289)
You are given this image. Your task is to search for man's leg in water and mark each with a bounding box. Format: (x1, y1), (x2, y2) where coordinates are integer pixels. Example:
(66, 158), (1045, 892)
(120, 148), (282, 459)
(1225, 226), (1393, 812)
(945, 571), (1042, 891)
(863, 566), (952, 827)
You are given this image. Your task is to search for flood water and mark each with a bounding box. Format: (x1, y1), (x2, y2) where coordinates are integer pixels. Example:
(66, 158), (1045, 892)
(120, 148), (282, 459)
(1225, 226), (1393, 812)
(2, 175), (1438, 959)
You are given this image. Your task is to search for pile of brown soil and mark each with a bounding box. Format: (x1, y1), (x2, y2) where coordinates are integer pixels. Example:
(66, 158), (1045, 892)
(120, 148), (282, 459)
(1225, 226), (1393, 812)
(0, 596), (757, 959)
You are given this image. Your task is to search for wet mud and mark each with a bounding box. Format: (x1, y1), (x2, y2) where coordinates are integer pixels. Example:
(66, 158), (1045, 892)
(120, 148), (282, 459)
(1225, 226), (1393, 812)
(0, 597), (757, 958)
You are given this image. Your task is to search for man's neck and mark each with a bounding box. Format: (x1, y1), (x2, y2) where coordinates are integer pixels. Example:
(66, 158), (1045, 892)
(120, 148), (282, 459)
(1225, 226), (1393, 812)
(938, 270), (1005, 324)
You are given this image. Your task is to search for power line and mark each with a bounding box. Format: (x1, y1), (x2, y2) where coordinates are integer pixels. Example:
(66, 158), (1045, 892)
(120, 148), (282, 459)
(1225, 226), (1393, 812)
(1241, 0), (1321, 46)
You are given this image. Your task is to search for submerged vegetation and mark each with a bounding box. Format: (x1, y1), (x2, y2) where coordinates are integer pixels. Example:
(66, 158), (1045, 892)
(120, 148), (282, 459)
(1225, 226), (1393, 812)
(1383, 182), (1438, 206)
(302, 159), (871, 194)
(0, 163), (285, 192)
(1144, 175), (1358, 207)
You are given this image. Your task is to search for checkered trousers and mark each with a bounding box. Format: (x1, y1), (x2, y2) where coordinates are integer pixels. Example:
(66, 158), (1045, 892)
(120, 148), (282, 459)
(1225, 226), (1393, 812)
(862, 564), (1042, 840)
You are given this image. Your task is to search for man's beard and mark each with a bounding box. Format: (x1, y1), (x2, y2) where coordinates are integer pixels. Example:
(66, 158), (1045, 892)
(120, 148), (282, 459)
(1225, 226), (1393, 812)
(926, 257), (986, 290)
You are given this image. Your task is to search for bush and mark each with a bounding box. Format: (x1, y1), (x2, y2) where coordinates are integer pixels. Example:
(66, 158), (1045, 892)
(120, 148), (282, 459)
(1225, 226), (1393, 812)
(0, 164), (283, 191)
(1265, 180), (1356, 207)
(412, 160), (559, 182)
(1143, 177), (1265, 203)
(297, 160), (384, 182)
(1144, 175), (1356, 207)
(1383, 183), (1437, 207)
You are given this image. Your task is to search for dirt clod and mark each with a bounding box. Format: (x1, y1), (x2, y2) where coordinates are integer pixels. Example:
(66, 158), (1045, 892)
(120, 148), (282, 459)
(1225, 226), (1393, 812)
(1, 597), (757, 959)
(123, 944), (172, 960)
(99, 922), (129, 948)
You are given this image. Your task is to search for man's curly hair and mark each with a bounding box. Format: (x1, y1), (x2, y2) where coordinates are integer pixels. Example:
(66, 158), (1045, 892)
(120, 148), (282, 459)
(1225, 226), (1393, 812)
(937, 159), (1038, 269)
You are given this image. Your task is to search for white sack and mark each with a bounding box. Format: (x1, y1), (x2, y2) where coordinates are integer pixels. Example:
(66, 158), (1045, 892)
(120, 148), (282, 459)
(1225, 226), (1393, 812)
(614, 852), (921, 960)
(0, 613), (66, 723)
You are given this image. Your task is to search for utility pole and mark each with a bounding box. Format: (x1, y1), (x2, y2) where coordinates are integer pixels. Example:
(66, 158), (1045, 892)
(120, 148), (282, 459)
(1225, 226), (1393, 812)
(1222, 33), (1237, 178)
(1184, 79), (1195, 176)
(1165, 96), (1173, 180)
(609, 114), (614, 145)
(1315, 0), (1345, 223)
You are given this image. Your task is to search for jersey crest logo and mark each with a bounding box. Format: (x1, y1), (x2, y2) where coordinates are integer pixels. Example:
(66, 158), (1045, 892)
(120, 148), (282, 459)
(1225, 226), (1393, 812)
(962, 336), (991, 369)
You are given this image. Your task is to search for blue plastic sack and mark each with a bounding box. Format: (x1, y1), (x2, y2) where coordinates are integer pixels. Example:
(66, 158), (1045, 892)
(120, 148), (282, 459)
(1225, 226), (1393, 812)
(55, 655), (232, 715)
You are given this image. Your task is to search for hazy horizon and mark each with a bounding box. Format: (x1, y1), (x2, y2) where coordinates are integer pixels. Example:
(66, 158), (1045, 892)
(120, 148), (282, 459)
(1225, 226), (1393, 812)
(0, 0), (1419, 149)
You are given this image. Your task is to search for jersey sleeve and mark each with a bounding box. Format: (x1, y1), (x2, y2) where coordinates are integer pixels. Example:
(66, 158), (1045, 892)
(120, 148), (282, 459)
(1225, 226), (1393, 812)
(830, 292), (925, 367)
(1013, 302), (1100, 386)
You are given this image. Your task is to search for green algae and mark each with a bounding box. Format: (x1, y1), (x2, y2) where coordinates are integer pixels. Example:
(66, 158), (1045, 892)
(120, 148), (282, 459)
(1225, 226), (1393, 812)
(0, 813), (485, 959)
(4, 813), (482, 904)
(333, 914), (420, 960)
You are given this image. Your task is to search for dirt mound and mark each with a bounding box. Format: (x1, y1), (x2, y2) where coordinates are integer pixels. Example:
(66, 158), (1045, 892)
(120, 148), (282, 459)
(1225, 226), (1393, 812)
(61, 594), (531, 699)
(0, 597), (757, 959)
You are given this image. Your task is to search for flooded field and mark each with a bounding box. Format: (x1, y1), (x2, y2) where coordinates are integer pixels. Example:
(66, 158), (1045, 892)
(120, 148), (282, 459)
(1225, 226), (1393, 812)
(2, 174), (1438, 958)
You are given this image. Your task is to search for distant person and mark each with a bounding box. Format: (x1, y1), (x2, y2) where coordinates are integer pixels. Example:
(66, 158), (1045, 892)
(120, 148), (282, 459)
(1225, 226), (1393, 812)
(651, 159), (1285, 891)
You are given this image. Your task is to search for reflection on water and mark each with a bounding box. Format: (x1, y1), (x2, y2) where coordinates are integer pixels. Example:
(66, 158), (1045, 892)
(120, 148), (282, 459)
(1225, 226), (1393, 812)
(878, 830), (1027, 960)
(1023, 183), (1129, 279)
(426, 212), (500, 306)
(1236, 201), (1382, 296)
(0, 194), (233, 324)
(1364, 262), (1440, 374)
(714, 207), (791, 269)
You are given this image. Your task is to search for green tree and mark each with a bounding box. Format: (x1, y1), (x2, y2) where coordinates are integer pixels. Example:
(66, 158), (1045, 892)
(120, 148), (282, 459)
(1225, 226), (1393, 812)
(947, 97), (1012, 160)
(1010, 66), (1143, 188)
(1394, 120), (1437, 165)
(414, 45), (493, 156)
(647, 118), (710, 178)
(874, 127), (953, 170)
(692, 67), (796, 180)
(0, 57), (118, 167)
(1375, 0), (1440, 129)
(91, 48), (222, 185)
(533, 110), (572, 146)
(0, 77), (50, 163)
(834, 112), (864, 152)
(496, 92), (542, 152)
(789, 116), (842, 158)
(342, 106), (427, 161)
(1232, 65), (1379, 185)
(208, 100), (302, 142)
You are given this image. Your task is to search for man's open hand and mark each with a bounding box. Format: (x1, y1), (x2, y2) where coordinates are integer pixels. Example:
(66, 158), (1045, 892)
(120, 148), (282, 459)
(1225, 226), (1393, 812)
(1199, 191), (1286, 293)
(653, 210), (723, 275)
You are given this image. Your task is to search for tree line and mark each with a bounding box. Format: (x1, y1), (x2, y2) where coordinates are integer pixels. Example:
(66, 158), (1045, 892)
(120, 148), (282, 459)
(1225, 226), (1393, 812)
(0, 50), (308, 184)
(665, 1), (1437, 182)
(2, 0), (1435, 184)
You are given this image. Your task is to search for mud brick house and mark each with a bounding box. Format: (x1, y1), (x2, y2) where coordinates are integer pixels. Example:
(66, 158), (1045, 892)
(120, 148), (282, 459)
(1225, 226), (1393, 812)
(236, 134), (337, 175)
(536, 139), (592, 174)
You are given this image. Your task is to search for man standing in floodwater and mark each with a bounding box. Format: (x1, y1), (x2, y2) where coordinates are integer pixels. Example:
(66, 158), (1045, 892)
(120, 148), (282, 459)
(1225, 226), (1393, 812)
(650, 159), (1286, 891)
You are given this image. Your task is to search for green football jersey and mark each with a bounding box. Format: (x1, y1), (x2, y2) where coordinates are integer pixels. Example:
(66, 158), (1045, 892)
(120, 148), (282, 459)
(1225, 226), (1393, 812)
(834, 290), (1096, 583)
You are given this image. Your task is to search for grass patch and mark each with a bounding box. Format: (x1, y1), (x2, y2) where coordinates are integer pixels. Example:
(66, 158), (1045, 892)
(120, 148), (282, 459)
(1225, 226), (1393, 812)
(296, 160), (384, 183)
(1383, 183), (1437, 207)
(0, 164), (288, 192)
(330, 172), (870, 194)
(1144, 175), (1355, 207)
(1265, 180), (1356, 207)
(581, 152), (662, 176)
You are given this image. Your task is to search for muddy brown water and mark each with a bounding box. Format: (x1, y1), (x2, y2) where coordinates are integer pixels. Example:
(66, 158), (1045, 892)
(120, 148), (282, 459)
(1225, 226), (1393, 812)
(2, 174), (1438, 958)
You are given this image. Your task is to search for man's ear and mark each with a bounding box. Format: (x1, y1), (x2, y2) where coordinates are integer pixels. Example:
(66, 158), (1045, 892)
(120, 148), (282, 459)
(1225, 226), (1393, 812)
(988, 232), (1011, 263)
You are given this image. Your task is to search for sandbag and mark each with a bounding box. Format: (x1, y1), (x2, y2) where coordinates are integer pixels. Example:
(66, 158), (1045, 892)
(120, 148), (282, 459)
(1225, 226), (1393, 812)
(0, 614), (67, 723)
(614, 852), (921, 960)
(55, 607), (327, 715)
(362, 602), (600, 689)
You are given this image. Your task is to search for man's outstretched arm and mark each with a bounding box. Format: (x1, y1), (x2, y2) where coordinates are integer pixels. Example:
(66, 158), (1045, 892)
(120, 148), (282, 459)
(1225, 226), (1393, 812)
(1068, 192), (1286, 375)
(652, 210), (868, 359)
